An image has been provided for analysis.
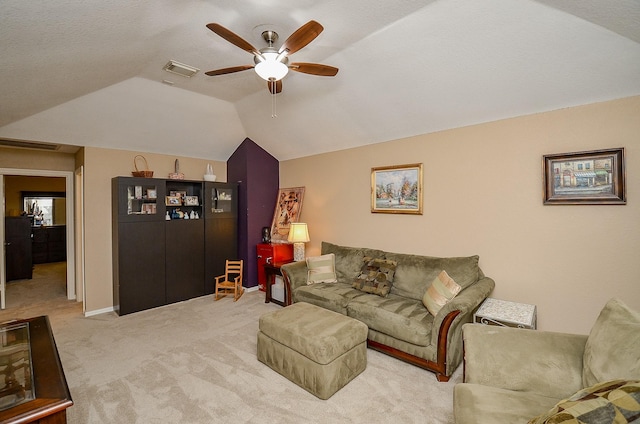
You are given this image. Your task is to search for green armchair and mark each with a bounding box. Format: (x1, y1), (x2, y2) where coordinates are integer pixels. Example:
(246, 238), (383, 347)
(454, 298), (640, 423)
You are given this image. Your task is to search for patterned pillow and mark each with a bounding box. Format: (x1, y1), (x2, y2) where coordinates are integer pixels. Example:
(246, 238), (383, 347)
(306, 254), (338, 284)
(527, 379), (640, 424)
(422, 270), (462, 316)
(352, 257), (397, 297)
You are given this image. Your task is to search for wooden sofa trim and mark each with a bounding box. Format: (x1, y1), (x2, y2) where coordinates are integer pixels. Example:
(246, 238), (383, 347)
(367, 309), (460, 382)
(282, 270), (461, 382)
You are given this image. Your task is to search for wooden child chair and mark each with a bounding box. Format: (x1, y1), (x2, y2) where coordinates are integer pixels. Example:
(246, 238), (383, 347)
(214, 260), (244, 301)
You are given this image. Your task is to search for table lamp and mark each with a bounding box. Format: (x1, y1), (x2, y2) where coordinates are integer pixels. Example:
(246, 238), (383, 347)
(288, 223), (310, 262)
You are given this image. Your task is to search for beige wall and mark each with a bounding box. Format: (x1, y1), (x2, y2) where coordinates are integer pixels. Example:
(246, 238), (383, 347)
(280, 96), (640, 334)
(83, 147), (227, 313)
(0, 148), (76, 171)
(3, 175), (67, 215)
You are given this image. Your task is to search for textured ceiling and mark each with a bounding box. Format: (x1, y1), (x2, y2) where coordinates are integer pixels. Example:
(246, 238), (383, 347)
(1, 0), (639, 161)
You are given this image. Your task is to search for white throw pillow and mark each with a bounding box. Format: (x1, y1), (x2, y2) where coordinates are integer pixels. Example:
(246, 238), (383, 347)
(306, 254), (338, 284)
(422, 270), (462, 316)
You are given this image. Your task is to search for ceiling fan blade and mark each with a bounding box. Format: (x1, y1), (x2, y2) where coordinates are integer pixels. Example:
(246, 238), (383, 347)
(205, 65), (254, 76)
(278, 20), (323, 55)
(267, 80), (283, 94)
(206, 23), (259, 55)
(289, 62), (339, 77)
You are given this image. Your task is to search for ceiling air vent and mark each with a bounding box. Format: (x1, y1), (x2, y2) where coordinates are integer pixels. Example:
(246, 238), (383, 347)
(0, 139), (60, 151)
(163, 60), (199, 78)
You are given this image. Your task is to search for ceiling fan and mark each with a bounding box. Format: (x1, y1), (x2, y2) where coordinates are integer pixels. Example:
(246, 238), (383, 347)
(205, 20), (338, 94)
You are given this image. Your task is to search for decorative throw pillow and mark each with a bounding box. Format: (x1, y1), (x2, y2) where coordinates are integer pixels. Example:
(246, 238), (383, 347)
(306, 254), (338, 284)
(582, 298), (640, 388)
(422, 270), (462, 316)
(527, 379), (640, 424)
(352, 257), (397, 297)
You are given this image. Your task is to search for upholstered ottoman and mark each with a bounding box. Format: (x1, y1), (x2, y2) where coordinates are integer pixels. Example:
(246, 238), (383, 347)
(257, 302), (368, 399)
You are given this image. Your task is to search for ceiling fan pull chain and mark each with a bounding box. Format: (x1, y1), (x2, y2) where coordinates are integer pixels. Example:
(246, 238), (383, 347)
(271, 79), (277, 118)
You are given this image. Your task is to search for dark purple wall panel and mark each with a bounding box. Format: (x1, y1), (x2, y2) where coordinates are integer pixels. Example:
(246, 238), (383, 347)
(228, 138), (279, 288)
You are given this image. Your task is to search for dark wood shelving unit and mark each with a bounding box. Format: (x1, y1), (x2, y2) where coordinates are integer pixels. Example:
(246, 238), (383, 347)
(112, 177), (238, 315)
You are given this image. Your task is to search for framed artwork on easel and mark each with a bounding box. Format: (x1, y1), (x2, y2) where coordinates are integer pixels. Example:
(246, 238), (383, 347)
(270, 187), (305, 243)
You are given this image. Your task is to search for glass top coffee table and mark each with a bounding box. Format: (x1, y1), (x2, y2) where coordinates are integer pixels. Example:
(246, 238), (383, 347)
(0, 316), (72, 423)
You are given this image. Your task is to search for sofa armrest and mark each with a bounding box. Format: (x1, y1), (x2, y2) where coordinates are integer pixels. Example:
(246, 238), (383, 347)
(462, 323), (587, 399)
(280, 261), (308, 305)
(431, 277), (495, 376)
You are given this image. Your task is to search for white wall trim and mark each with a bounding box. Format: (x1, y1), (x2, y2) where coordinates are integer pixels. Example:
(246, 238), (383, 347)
(0, 167), (76, 301)
(84, 306), (115, 317)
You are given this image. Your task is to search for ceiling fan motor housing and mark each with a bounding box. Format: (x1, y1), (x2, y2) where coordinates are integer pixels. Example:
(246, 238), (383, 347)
(261, 30), (279, 45)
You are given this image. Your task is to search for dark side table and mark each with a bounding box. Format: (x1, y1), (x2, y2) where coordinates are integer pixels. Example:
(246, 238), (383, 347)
(264, 261), (293, 306)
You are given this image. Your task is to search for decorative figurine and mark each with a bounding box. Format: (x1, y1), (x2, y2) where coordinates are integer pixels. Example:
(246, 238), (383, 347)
(262, 226), (271, 243)
(204, 163), (217, 181)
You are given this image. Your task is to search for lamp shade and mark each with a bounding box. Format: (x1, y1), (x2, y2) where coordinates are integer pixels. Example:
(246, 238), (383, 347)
(254, 52), (289, 81)
(288, 223), (310, 243)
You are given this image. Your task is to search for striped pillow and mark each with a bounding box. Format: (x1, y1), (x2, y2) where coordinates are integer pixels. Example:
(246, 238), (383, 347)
(422, 270), (462, 316)
(306, 254), (338, 284)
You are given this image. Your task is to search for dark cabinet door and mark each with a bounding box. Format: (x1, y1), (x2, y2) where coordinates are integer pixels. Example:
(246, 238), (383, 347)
(5, 217), (32, 281)
(165, 219), (205, 304)
(115, 221), (166, 315)
(204, 217), (238, 294)
(204, 182), (238, 294)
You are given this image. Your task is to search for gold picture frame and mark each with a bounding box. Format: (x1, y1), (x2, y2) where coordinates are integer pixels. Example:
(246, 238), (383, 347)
(165, 195), (181, 206)
(371, 163), (423, 214)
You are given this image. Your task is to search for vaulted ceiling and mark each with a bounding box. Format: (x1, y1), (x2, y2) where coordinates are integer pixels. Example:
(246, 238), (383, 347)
(1, 0), (639, 161)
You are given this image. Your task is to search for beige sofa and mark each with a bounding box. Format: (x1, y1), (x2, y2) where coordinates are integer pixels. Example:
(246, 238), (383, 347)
(280, 241), (495, 381)
(454, 298), (640, 423)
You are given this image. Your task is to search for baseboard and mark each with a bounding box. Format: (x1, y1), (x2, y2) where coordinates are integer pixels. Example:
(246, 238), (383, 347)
(85, 288), (259, 317)
(84, 306), (115, 317)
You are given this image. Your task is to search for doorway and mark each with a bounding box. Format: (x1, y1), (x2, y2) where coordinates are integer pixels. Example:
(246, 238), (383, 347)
(0, 168), (77, 310)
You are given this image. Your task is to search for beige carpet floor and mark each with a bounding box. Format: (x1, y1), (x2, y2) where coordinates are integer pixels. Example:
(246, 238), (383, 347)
(1, 264), (461, 423)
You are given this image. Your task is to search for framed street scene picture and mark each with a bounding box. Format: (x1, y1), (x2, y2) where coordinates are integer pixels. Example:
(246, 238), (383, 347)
(543, 148), (626, 205)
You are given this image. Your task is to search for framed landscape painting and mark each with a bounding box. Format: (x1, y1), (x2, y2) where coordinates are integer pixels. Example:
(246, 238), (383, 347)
(371, 163), (423, 214)
(542, 148), (626, 205)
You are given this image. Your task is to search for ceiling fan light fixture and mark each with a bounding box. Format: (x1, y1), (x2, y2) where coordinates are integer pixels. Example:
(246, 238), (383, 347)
(254, 52), (289, 81)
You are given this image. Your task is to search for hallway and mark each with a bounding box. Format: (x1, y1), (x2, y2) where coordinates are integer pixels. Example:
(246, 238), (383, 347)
(0, 262), (82, 323)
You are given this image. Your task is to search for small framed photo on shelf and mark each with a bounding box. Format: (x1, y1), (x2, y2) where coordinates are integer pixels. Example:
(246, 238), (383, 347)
(165, 196), (181, 206)
(170, 190), (187, 200)
(184, 196), (199, 206)
(134, 186), (143, 199)
(146, 189), (157, 199)
(141, 204), (156, 214)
